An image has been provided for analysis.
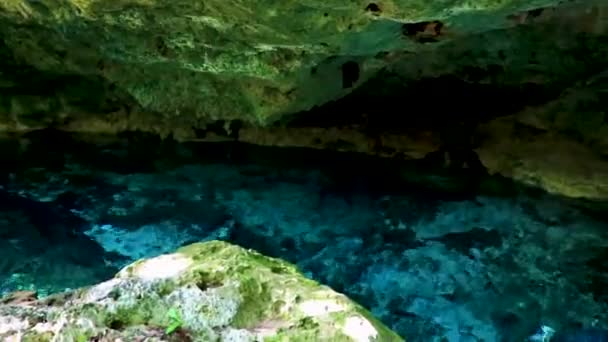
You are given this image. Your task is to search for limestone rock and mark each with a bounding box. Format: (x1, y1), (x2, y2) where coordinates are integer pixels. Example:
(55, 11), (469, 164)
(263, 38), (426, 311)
(1, 0), (608, 203)
(476, 76), (608, 201)
(0, 0), (603, 134)
(0, 240), (403, 341)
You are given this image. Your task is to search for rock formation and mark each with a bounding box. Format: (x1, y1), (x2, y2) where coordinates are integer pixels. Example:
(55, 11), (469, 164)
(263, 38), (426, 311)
(1, 0), (607, 201)
(0, 240), (402, 341)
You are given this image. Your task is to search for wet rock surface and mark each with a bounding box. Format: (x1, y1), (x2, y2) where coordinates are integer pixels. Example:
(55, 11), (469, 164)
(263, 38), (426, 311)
(0, 133), (607, 341)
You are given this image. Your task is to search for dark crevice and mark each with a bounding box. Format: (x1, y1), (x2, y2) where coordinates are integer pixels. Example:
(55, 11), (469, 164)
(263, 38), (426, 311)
(365, 3), (381, 13)
(192, 120), (242, 140)
(402, 21), (444, 43)
(527, 8), (544, 18)
(284, 72), (559, 134)
(341, 61), (360, 88)
(154, 36), (171, 57)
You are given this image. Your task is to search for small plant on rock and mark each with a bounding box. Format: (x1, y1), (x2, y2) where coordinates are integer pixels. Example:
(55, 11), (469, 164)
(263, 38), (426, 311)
(165, 307), (184, 335)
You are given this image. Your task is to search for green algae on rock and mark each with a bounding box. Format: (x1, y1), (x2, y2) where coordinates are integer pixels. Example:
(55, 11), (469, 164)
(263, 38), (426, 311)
(0, 240), (404, 341)
(1, 0), (605, 133)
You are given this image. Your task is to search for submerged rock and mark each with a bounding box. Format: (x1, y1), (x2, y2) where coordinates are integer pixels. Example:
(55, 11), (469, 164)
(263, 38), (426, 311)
(0, 240), (403, 341)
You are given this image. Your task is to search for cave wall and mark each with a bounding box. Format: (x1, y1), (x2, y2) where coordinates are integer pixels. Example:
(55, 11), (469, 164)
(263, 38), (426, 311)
(0, 0), (604, 132)
(1, 0), (608, 202)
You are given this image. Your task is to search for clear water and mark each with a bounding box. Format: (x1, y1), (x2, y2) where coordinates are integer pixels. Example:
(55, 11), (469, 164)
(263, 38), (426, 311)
(1, 136), (607, 341)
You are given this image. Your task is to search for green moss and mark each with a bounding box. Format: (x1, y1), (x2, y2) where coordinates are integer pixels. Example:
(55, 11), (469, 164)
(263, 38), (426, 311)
(297, 317), (319, 330)
(22, 332), (53, 342)
(190, 270), (224, 290)
(0, 240), (404, 341)
(175, 240), (402, 340)
(245, 252), (299, 275)
(271, 300), (286, 315)
(72, 303), (106, 326)
(265, 330), (328, 342)
(156, 279), (177, 297)
(266, 324), (353, 342)
(63, 329), (95, 342)
(177, 241), (224, 258)
(231, 277), (272, 328)
(102, 301), (158, 330)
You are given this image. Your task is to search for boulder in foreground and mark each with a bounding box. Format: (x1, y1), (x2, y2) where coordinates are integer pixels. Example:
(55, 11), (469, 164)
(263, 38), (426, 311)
(0, 240), (403, 341)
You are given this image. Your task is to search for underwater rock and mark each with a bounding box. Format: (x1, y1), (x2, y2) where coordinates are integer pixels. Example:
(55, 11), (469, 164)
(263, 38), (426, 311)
(0, 240), (403, 341)
(2, 139), (608, 340)
(0, 188), (122, 296)
(552, 328), (608, 342)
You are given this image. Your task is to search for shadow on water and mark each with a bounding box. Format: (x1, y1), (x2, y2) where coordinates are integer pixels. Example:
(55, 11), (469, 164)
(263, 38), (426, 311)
(1, 129), (608, 341)
(0, 128), (520, 197)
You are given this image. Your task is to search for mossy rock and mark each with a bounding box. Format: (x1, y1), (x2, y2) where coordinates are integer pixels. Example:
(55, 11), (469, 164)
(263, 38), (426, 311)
(0, 240), (404, 341)
(0, 0), (595, 135)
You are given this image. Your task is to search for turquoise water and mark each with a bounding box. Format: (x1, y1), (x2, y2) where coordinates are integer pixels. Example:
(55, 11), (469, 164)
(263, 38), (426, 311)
(1, 135), (607, 341)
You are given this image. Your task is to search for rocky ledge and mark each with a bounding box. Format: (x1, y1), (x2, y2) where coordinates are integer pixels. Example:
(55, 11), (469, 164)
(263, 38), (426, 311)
(0, 241), (402, 342)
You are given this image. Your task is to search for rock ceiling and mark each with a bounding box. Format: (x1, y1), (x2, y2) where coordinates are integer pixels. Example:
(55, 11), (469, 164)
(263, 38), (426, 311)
(0, 0), (607, 202)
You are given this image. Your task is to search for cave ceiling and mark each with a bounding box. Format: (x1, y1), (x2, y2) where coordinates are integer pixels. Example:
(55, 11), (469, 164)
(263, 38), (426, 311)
(0, 0), (607, 202)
